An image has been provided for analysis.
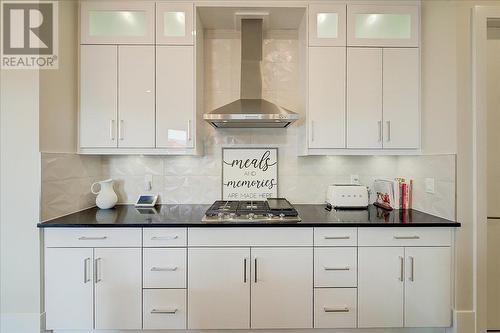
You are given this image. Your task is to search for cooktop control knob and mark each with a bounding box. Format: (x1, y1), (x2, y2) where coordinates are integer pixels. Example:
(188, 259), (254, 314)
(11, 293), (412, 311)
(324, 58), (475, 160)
(218, 212), (224, 219)
(279, 213), (285, 219)
(229, 213), (236, 219)
(248, 213), (255, 219)
(267, 213), (274, 219)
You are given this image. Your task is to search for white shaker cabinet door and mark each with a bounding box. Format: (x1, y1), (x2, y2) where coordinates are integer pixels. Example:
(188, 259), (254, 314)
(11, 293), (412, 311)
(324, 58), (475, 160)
(358, 247), (404, 328)
(383, 48), (420, 149)
(251, 247), (313, 329)
(347, 48), (383, 149)
(94, 248), (142, 330)
(156, 46), (195, 148)
(308, 47), (346, 149)
(45, 248), (94, 330)
(118, 45), (155, 148)
(405, 247), (451, 327)
(188, 248), (250, 329)
(156, 2), (194, 45)
(80, 45), (118, 148)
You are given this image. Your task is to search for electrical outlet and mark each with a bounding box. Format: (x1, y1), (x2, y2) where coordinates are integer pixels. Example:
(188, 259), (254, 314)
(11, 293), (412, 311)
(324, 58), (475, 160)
(425, 178), (435, 194)
(145, 174), (153, 191)
(350, 175), (360, 185)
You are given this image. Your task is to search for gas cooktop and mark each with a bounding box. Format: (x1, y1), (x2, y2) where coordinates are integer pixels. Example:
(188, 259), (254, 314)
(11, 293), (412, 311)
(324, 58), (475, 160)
(202, 198), (301, 223)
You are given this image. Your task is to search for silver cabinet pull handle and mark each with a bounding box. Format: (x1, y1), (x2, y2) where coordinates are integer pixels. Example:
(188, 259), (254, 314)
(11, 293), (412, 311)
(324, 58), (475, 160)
(243, 258), (247, 283)
(386, 121), (391, 141)
(151, 309), (177, 314)
(378, 120), (382, 142)
(254, 258), (258, 283)
(187, 120), (192, 141)
(324, 307), (349, 313)
(94, 258), (102, 283)
(151, 266), (178, 272)
(79, 236), (107, 240)
(119, 120), (124, 141)
(324, 266), (350, 271)
(409, 256), (415, 281)
(399, 256), (404, 282)
(151, 235), (178, 241)
(110, 120), (115, 140)
(83, 258), (91, 283)
(324, 236), (350, 240)
(393, 236), (420, 240)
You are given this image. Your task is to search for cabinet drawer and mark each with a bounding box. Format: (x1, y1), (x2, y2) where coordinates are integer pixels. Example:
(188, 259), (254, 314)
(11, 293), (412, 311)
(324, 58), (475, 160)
(358, 228), (452, 246)
(44, 228), (142, 247)
(314, 228), (357, 246)
(143, 228), (187, 247)
(188, 228), (313, 247)
(314, 288), (357, 328)
(143, 289), (186, 329)
(143, 248), (186, 288)
(314, 247), (357, 287)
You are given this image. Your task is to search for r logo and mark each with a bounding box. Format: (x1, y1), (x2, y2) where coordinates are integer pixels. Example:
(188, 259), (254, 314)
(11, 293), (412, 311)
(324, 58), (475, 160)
(2, 2), (53, 54)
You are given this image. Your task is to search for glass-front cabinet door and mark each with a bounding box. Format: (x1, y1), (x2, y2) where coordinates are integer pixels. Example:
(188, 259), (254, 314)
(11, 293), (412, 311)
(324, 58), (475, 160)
(156, 3), (194, 45)
(308, 4), (346, 46)
(80, 1), (154, 44)
(347, 5), (419, 47)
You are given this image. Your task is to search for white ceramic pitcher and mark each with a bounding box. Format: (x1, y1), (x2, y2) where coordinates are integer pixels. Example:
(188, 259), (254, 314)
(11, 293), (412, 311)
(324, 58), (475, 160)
(91, 179), (118, 209)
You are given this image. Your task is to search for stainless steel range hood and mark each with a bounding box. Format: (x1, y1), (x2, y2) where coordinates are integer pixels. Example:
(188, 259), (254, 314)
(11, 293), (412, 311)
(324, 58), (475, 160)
(203, 18), (299, 128)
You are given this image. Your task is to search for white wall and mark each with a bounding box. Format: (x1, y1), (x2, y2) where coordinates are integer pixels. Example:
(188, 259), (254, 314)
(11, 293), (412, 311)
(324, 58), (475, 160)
(0, 70), (42, 332)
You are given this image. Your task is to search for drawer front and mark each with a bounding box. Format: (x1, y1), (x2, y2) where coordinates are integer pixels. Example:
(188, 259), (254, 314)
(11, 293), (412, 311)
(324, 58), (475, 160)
(314, 228), (357, 246)
(44, 228), (142, 247)
(143, 289), (186, 329)
(143, 228), (187, 247)
(143, 248), (186, 288)
(314, 288), (357, 328)
(188, 228), (313, 247)
(358, 228), (452, 246)
(314, 247), (357, 287)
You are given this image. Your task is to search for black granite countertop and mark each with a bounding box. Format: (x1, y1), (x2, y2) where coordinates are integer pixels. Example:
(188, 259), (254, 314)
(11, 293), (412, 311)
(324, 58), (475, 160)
(37, 204), (460, 228)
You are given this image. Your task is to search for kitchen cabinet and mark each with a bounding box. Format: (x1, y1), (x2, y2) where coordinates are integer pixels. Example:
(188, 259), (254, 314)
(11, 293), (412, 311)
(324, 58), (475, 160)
(80, 45), (117, 148)
(45, 248), (94, 330)
(347, 5), (419, 47)
(347, 47), (419, 149)
(157, 2), (194, 45)
(358, 247), (404, 328)
(251, 248), (313, 329)
(80, 1), (154, 44)
(404, 247), (451, 327)
(308, 4), (346, 46)
(80, 45), (155, 149)
(94, 248), (142, 330)
(187, 248), (250, 329)
(347, 48), (383, 149)
(308, 47), (346, 149)
(143, 289), (187, 329)
(156, 46), (195, 148)
(383, 48), (420, 149)
(314, 288), (357, 328)
(118, 45), (155, 148)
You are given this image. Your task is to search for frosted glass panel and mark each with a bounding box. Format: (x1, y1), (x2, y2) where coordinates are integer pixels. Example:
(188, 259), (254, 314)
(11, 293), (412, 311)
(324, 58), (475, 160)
(164, 12), (186, 37)
(89, 11), (146, 37)
(317, 13), (338, 38)
(355, 14), (411, 39)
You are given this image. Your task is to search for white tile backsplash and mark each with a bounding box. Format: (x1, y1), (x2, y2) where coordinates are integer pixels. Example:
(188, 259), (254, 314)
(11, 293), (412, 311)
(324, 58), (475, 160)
(40, 32), (457, 222)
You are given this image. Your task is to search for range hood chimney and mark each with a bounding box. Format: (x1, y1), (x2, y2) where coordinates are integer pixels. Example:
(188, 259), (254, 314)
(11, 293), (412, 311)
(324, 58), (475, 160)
(203, 18), (299, 128)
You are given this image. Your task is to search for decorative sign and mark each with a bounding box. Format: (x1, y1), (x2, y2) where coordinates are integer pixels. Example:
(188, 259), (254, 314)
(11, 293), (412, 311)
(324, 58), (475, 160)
(222, 148), (278, 200)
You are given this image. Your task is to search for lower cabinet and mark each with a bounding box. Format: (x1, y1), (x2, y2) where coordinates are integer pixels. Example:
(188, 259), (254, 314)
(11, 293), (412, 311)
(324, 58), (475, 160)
(44, 247), (142, 330)
(314, 288), (357, 328)
(358, 246), (451, 328)
(143, 289), (187, 329)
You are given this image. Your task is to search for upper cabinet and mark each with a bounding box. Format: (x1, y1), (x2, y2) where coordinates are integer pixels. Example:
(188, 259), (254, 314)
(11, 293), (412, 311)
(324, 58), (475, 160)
(308, 4), (346, 46)
(347, 5), (419, 47)
(156, 2), (194, 45)
(80, 2), (154, 44)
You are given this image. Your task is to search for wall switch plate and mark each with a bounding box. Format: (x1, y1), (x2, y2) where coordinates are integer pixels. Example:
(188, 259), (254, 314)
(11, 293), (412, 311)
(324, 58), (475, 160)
(425, 178), (435, 194)
(145, 174), (153, 191)
(350, 175), (360, 185)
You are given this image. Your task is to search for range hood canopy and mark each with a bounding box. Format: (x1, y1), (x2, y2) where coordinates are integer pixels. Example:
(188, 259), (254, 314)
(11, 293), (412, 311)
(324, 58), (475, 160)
(203, 17), (299, 128)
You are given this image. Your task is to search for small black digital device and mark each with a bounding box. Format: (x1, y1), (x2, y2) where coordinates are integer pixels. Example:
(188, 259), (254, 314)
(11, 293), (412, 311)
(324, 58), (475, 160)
(135, 195), (158, 207)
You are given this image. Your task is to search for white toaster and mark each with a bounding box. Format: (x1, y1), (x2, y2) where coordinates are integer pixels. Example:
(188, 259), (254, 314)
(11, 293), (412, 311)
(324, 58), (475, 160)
(326, 184), (369, 208)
